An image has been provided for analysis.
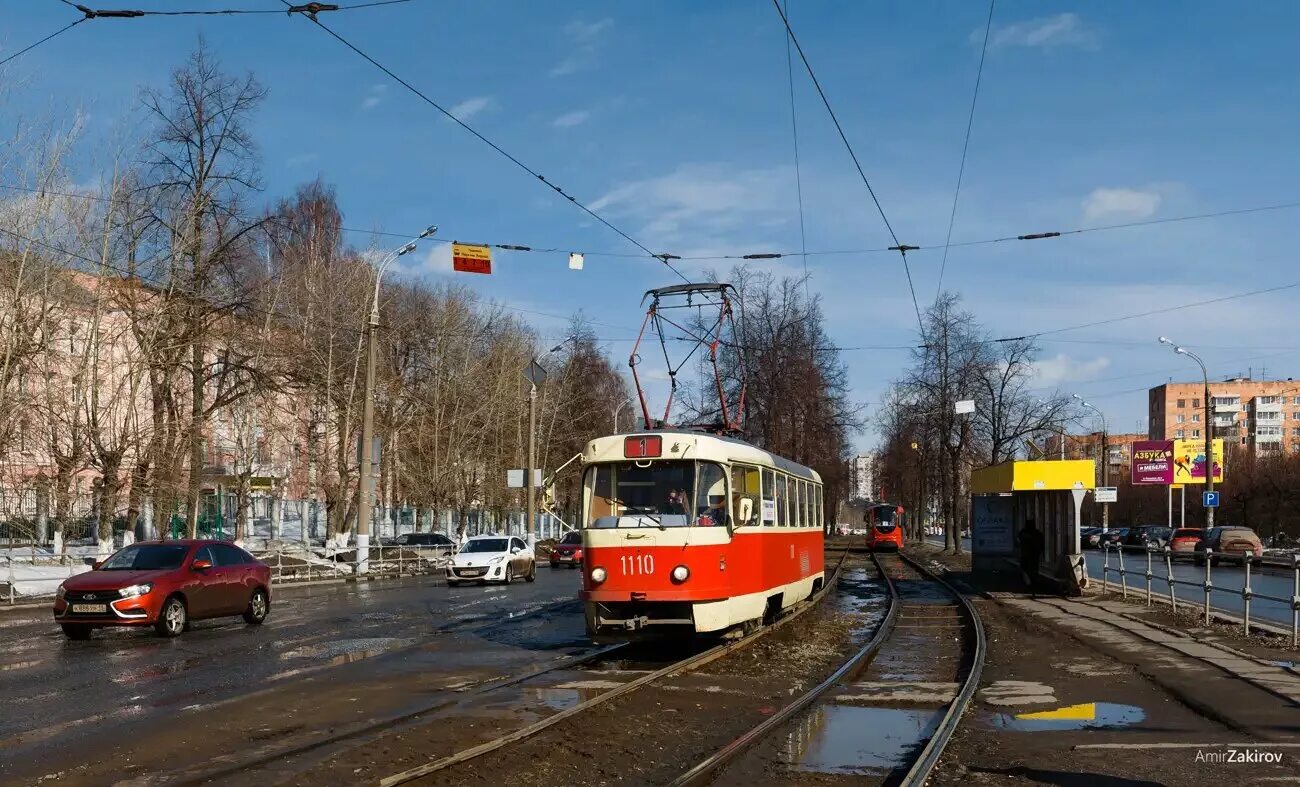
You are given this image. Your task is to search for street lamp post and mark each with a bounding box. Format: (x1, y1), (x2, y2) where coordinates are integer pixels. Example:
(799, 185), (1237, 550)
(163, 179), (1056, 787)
(1159, 337), (1215, 529)
(613, 399), (629, 433)
(357, 226), (437, 573)
(1072, 394), (1109, 532)
(525, 336), (576, 548)
(1037, 399), (1067, 460)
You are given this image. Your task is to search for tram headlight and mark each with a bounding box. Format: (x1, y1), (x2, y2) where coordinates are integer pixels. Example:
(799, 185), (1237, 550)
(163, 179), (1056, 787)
(590, 567), (607, 584)
(671, 565), (689, 583)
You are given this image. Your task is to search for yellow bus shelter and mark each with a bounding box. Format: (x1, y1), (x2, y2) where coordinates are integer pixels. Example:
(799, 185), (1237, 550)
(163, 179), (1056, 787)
(969, 459), (1095, 594)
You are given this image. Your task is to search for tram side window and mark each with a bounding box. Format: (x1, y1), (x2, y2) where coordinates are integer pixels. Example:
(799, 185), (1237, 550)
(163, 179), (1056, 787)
(694, 462), (729, 526)
(761, 469), (776, 526)
(814, 485), (823, 529)
(805, 481), (815, 530)
(588, 465), (615, 525)
(731, 464), (761, 527)
(774, 473), (788, 528)
(792, 480), (804, 528)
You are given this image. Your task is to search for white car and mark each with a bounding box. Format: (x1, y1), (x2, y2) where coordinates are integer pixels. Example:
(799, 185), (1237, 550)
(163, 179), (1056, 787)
(446, 535), (537, 586)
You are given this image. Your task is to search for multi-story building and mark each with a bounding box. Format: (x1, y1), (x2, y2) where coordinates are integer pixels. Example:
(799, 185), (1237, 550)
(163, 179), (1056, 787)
(1043, 432), (1147, 480)
(1148, 378), (1300, 454)
(847, 454), (876, 502)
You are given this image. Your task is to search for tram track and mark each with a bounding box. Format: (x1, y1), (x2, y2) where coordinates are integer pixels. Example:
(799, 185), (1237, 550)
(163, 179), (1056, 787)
(669, 549), (985, 787)
(376, 550), (851, 787)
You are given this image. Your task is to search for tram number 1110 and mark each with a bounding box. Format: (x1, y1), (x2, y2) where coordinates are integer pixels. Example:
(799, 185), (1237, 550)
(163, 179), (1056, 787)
(620, 554), (655, 576)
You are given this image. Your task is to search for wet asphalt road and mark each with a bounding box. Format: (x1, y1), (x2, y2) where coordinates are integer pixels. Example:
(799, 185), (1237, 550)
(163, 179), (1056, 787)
(0, 565), (586, 775)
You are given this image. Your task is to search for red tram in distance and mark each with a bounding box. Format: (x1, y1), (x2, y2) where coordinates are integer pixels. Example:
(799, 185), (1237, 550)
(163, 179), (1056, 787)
(580, 431), (825, 637)
(864, 503), (905, 552)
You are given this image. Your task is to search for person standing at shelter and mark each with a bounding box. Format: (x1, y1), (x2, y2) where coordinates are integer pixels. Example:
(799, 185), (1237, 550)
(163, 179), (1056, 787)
(1019, 519), (1044, 597)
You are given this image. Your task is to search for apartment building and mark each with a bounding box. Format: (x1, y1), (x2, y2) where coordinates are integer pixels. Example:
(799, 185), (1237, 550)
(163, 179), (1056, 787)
(847, 454), (876, 502)
(1043, 432), (1147, 478)
(1149, 378), (1300, 454)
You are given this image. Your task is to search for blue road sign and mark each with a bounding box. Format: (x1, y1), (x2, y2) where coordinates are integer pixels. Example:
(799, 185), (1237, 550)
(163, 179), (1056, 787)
(1203, 491), (1220, 508)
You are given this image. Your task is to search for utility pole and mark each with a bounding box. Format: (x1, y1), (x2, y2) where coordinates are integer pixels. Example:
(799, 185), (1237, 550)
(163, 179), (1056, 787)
(1160, 337), (1214, 528)
(357, 226), (436, 572)
(523, 336), (576, 549)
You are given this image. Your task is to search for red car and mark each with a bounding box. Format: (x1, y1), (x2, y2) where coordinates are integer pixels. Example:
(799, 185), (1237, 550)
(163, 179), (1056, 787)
(53, 540), (271, 640)
(549, 531), (583, 569)
(1168, 528), (1203, 559)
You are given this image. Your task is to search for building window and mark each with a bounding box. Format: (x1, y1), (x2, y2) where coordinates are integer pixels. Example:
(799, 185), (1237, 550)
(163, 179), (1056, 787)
(1176, 414), (1185, 424)
(1192, 398), (1200, 408)
(1258, 396), (1279, 405)
(1293, 396), (1300, 405)
(1175, 429), (1185, 438)
(1176, 399), (1186, 408)
(1191, 414), (1200, 422)
(1292, 428), (1300, 436)
(1192, 429), (1201, 438)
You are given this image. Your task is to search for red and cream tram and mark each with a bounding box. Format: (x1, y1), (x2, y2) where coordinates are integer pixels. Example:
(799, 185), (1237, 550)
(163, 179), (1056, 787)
(579, 431), (825, 637)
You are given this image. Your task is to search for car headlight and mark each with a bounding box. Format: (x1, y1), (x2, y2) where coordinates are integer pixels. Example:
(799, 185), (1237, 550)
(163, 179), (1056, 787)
(590, 567), (607, 584)
(56, 584), (66, 600)
(671, 565), (689, 583)
(489, 555), (505, 564)
(118, 583), (153, 599)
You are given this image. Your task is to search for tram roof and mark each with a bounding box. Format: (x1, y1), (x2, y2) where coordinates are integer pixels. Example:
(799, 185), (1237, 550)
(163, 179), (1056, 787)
(585, 429), (821, 483)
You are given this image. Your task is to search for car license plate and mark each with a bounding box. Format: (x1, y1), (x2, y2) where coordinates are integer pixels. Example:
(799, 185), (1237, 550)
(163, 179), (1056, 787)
(461, 570), (483, 577)
(71, 604), (107, 613)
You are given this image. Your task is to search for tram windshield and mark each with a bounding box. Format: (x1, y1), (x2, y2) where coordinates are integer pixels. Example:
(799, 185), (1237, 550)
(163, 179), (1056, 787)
(584, 461), (728, 528)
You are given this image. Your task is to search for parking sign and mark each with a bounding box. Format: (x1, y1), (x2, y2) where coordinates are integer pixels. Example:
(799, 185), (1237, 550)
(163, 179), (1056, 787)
(1203, 490), (1220, 508)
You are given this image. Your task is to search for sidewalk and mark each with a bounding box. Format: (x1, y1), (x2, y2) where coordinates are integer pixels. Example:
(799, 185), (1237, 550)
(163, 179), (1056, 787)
(912, 544), (1300, 785)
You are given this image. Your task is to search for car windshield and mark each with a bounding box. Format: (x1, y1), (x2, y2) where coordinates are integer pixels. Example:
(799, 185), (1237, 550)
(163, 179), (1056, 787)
(460, 538), (508, 553)
(560, 532), (582, 545)
(1173, 529), (1201, 538)
(99, 544), (190, 571)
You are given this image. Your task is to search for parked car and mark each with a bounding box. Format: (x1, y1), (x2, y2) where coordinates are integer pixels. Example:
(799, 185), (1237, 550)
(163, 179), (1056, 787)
(1194, 527), (1264, 566)
(446, 535), (536, 586)
(1124, 526), (1173, 549)
(1168, 528), (1203, 558)
(549, 531), (583, 569)
(1081, 527), (1102, 549)
(1096, 528), (1129, 549)
(385, 532), (456, 554)
(53, 540), (271, 640)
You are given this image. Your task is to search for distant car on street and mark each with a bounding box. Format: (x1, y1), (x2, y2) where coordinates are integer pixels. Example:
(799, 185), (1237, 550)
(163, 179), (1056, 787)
(446, 535), (537, 586)
(1168, 528), (1203, 559)
(53, 540), (271, 640)
(1081, 527), (1102, 549)
(384, 532), (456, 554)
(549, 531), (583, 569)
(1124, 526), (1173, 550)
(1097, 528), (1128, 549)
(1194, 527), (1264, 566)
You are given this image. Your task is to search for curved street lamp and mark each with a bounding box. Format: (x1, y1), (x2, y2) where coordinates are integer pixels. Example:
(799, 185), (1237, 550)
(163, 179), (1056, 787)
(357, 226), (438, 573)
(1072, 394), (1110, 531)
(1159, 336), (1216, 528)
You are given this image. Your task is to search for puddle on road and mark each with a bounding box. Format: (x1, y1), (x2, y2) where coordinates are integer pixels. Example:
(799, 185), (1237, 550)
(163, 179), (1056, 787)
(279, 637), (414, 666)
(528, 685), (608, 711)
(0, 658), (41, 673)
(782, 705), (939, 775)
(987, 702), (1145, 731)
(1266, 660), (1297, 669)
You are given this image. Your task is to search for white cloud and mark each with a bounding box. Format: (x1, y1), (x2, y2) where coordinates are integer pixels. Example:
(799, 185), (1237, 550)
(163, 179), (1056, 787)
(448, 95), (493, 122)
(552, 109), (591, 129)
(1083, 187), (1162, 223)
(987, 13), (1096, 50)
(588, 163), (793, 244)
(361, 84), (388, 110)
(1030, 353), (1112, 388)
(550, 17), (614, 77)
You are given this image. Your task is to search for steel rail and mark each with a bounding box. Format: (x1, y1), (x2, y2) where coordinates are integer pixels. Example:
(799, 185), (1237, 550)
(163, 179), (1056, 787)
(667, 551), (900, 787)
(896, 550), (987, 787)
(379, 550), (851, 787)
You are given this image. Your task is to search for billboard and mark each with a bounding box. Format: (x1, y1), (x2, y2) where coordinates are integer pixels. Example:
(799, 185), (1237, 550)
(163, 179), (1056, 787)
(1131, 440), (1174, 485)
(1172, 438), (1224, 484)
(451, 243), (492, 274)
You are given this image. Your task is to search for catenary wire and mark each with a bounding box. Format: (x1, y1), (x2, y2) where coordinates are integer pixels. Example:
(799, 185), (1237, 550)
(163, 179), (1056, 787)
(280, 5), (694, 286)
(0, 17), (87, 68)
(933, 0), (994, 301)
(782, 0), (810, 301)
(770, 0), (925, 336)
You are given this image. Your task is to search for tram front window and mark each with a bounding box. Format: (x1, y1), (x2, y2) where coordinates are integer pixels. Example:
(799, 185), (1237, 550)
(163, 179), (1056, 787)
(585, 461), (727, 528)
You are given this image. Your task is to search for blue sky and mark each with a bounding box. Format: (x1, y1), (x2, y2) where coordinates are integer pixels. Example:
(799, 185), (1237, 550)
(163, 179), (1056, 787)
(5, 1), (1300, 448)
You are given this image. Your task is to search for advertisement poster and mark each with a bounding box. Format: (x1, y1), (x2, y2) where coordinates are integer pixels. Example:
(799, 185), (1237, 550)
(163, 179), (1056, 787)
(1131, 440), (1174, 485)
(971, 495), (1015, 555)
(1172, 438), (1225, 484)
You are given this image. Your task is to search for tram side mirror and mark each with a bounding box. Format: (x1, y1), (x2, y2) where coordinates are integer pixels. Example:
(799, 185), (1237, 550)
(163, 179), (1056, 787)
(738, 498), (753, 526)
